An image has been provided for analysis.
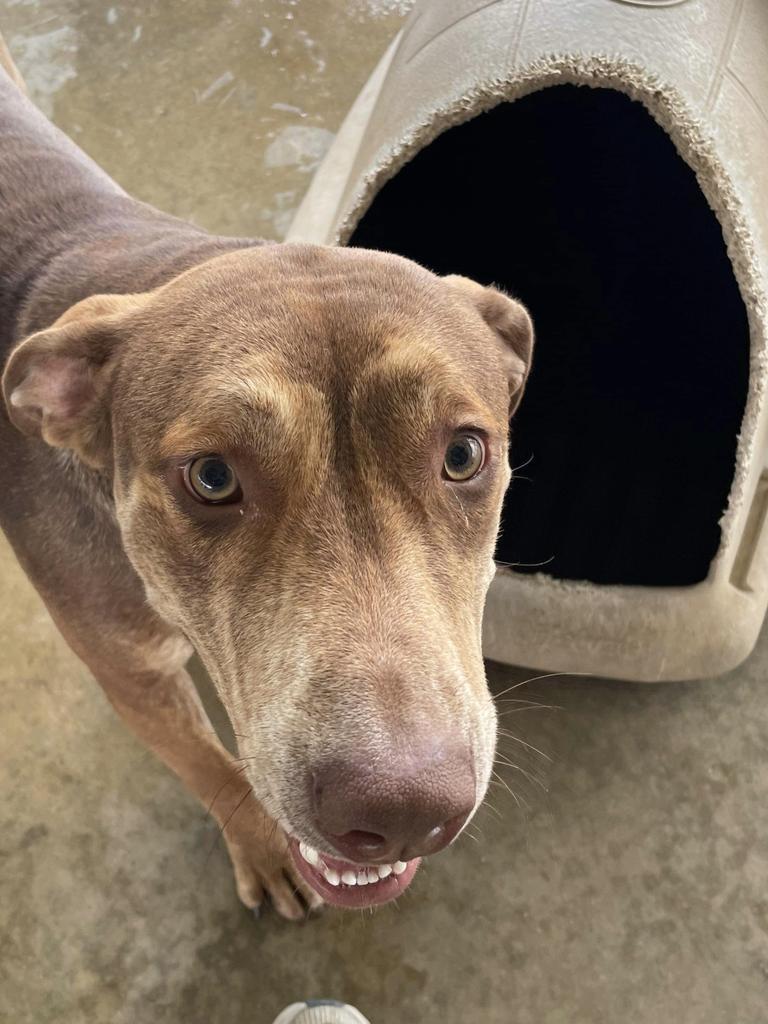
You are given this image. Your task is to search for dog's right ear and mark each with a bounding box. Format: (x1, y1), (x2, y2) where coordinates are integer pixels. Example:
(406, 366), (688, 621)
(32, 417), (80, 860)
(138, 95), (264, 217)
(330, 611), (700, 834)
(2, 292), (145, 467)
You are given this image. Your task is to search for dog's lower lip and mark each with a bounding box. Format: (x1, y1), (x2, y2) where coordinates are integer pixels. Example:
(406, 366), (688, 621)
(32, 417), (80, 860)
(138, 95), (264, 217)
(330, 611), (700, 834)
(289, 838), (421, 909)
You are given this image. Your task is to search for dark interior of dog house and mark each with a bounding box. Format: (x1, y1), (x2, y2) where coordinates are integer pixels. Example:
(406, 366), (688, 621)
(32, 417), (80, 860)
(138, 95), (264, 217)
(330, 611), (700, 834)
(350, 85), (750, 587)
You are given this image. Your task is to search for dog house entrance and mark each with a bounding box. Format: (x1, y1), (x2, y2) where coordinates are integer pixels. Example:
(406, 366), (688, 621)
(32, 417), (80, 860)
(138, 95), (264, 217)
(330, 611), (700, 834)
(350, 86), (750, 587)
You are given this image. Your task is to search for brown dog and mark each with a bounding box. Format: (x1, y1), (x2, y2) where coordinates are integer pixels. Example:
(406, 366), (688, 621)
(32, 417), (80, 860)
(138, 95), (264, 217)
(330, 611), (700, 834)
(0, 43), (532, 917)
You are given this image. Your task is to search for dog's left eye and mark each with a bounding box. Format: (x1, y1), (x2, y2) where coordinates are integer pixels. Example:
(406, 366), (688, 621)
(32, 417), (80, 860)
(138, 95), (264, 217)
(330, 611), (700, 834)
(443, 433), (485, 481)
(184, 456), (242, 504)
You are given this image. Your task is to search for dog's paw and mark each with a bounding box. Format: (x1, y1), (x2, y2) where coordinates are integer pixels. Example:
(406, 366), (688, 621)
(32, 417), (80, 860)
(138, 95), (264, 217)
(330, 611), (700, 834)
(218, 796), (324, 921)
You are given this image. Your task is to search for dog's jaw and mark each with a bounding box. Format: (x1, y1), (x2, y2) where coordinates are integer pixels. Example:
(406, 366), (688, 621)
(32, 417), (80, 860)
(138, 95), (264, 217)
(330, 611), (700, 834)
(289, 838), (421, 908)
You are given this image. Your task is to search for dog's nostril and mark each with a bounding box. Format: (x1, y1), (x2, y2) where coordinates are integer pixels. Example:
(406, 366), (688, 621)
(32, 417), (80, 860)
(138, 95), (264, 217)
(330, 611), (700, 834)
(436, 813), (468, 848)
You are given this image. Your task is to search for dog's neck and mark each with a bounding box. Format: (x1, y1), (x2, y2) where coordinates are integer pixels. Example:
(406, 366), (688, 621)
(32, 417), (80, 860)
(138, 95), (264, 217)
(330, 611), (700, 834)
(0, 69), (261, 356)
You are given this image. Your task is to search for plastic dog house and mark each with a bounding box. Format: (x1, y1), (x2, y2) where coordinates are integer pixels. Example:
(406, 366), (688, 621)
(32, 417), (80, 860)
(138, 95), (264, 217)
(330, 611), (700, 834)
(288, 0), (768, 681)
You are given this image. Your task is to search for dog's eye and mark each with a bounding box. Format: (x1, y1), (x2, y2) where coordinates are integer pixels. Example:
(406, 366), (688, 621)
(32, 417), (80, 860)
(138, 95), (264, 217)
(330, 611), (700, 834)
(443, 434), (485, 481)
(184, 456), (242, 503)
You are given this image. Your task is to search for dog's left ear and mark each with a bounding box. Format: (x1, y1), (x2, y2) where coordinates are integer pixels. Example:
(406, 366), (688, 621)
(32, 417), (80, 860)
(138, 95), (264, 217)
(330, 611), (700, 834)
(445, 275), (534, 416)
(2, 292), (144, 467)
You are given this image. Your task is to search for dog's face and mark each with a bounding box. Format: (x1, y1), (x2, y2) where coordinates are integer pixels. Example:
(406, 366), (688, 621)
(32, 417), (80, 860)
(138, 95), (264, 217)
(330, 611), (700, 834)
(3, 244), (532, 907)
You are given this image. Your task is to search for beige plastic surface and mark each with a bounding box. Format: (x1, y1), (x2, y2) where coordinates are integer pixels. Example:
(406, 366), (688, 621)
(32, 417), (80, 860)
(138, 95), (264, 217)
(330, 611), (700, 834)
(289, 0), (768, 681)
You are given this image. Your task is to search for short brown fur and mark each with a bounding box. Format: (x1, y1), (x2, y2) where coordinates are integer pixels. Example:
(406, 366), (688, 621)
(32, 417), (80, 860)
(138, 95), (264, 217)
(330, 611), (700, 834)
(0, 47), (532, 917)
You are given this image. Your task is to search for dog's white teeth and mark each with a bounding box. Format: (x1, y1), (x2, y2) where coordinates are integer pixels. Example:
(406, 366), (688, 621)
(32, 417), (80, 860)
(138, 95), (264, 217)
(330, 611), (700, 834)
(299, 841), (321, 867)
(323, 867), (340, 886)
(298, 840), (410, 887)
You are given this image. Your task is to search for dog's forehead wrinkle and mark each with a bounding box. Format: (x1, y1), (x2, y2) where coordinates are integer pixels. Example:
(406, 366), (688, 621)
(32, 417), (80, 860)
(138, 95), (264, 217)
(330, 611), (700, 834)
(157, 363), (335, 463)
(160, 242), (440, 316)
(351, 332), (499, 428)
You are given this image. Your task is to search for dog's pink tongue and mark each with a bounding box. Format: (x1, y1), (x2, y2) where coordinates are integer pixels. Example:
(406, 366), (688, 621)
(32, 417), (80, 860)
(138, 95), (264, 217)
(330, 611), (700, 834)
(315, 850), (381, 874)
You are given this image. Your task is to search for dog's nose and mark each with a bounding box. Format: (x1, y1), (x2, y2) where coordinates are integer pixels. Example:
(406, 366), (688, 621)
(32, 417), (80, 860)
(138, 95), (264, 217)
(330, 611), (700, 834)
(311, 739), (476, 863)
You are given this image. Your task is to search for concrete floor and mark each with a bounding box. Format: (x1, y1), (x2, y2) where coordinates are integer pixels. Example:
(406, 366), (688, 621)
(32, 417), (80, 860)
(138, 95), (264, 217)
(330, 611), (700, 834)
(1, 1), (767, 1022)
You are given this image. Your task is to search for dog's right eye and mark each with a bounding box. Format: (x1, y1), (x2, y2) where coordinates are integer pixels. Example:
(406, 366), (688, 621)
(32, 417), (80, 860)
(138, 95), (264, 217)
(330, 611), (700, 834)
(443, 433), (485, 482)
(184, 456), (242, 504)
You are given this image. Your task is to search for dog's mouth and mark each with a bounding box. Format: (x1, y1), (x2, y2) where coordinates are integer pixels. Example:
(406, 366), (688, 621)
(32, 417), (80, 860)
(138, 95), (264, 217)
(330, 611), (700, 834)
(289, 838), (421, 909)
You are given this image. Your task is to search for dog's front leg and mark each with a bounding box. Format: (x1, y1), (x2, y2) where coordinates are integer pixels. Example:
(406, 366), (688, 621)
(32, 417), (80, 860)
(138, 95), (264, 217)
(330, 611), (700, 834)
(82, 650), (323, 922)
(15, 537), (322, 921)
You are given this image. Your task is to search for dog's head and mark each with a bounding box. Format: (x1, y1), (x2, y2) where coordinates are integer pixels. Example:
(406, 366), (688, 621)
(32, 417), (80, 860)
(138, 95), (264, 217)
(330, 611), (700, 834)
(3, 244), (532, 906)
